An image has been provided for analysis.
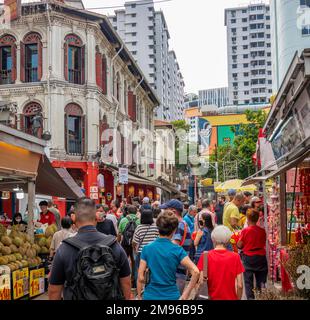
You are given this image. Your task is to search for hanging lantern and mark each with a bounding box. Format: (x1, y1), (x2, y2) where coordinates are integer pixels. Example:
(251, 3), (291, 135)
(138, 188), (144, 198)
(1, 191), (10, 200)
(128, 185), (135, 197)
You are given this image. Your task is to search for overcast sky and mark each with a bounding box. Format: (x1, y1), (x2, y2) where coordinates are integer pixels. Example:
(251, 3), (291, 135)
(83, 0), (269, 94)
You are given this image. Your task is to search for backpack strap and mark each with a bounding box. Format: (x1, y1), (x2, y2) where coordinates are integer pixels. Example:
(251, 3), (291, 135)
(63, 235), (117, 251)
(63, 237), (89, 251)
(179, 221), (188, 247)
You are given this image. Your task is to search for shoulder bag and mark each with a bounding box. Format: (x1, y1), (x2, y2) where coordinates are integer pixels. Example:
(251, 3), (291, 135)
(195, 251), (209, 300)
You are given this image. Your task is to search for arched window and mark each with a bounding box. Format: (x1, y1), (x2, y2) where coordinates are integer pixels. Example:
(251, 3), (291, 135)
(22, 102), (43, 137)
(21, 32), (43, 82)
(128, 89), (137, 122)
(64, 103), (85, 155)
(64, 34), (85, 85)
(95, 48), (107, 94)
(0, 34), (16, 85)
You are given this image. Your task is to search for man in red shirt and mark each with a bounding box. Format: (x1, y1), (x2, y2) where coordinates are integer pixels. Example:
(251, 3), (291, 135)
(38, 201), (56, 225)
(197, 225), (244, 300)
(237, 209), (268, 300)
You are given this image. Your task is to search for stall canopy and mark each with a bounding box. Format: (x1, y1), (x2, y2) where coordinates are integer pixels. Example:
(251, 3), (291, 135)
(0, 155), (84, 199)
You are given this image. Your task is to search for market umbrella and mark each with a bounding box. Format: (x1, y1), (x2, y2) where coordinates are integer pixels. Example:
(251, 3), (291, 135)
(214, 179), (257, 193)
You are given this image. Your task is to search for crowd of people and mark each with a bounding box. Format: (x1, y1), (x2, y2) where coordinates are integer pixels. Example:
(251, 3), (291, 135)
(45, 190), (267, 300)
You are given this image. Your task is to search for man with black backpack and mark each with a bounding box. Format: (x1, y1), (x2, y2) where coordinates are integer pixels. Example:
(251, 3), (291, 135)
(48, 197), (131, 300)
(118, 205), (140, 287)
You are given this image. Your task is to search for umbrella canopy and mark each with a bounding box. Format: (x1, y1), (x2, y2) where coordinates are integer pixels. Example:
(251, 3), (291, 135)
(215, 179), (257, 193)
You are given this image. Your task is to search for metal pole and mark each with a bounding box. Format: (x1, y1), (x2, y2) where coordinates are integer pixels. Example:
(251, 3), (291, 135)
(27, 179), (35, 243)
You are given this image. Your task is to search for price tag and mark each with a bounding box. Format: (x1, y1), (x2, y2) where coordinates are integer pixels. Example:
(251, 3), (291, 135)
(29, 268), (45, 298)
(0, 273), (11, 300)
(12, 267), (29, 300)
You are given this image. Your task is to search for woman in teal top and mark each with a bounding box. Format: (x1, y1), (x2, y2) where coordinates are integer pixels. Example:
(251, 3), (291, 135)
(137, 210), (200, 300)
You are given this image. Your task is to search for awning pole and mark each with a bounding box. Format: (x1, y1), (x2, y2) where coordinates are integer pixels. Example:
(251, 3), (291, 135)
(27, 179), (35, 243)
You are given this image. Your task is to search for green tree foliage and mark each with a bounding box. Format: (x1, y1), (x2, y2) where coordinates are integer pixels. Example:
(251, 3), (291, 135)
(207, 110), (268, 180)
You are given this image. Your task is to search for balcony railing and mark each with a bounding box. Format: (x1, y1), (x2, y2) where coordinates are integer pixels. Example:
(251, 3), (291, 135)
(68, 69), (82, 84)
(0, 69), (12, 84)
(25, 67), (38, 82)
(68, 138), (83, 155)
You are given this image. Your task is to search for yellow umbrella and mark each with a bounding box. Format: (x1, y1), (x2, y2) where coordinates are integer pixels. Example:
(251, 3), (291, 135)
(214, 179), (257, 193)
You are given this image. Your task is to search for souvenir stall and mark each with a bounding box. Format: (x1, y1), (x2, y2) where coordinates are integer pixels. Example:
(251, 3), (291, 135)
(243, 49), (310, 295)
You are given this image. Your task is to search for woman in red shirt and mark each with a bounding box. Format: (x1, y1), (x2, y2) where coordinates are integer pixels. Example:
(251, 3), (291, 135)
(196, 225), (244, 300)
(237, 209), (268, 300)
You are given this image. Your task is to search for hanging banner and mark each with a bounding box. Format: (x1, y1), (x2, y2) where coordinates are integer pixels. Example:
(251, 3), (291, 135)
(12, 267), (29, 300)
(4, 0), (21, 22)
(29, 268), (45, 298)
(119, 168), (128, 184)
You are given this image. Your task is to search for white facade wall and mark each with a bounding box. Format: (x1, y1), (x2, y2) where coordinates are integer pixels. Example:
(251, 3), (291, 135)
(109, 0), (185, 121)
(0, 6), (156, 177)
(271, 0), (310, 91)
(225, 4), (273, 105)
(198, 87), (229, 108)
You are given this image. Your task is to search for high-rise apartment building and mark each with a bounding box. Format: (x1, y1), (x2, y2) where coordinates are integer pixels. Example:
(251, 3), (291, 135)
(225, 3), (273, 105)
(271, 0), (310, 91)
(110, 0), (185, 121)
(198, 87), (229, 107)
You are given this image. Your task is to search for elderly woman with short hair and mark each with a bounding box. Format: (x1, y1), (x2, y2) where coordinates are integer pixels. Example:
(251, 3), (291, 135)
(196, 225), (244, 300)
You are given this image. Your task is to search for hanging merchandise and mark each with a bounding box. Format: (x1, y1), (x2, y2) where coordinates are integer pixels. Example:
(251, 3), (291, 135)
(97, 173), (105, 188)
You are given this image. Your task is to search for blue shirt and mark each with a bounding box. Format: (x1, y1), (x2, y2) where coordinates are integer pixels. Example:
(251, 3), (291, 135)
(183, 214), (195, 234)
(194, 228), (214, 262)
(172, 220), (192, 275)
(141, 237), (187, 300)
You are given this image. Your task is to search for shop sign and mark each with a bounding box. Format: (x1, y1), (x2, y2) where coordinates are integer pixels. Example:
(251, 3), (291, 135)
(119, 168), (128, 184)
(29, 268), (45, 298)
(90, 193), (99, 200)
(90, 186), (98, 193)
(12, 267), (29, 300)
(0, 273), (11, 300)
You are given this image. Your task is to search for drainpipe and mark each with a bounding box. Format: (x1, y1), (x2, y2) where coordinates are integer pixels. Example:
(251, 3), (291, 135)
(111, 44), (124, 165)
(46, 1), (52, 133)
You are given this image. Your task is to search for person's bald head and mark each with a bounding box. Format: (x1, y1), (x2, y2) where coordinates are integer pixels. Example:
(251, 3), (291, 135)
(233, 193), (245, 208)
(75, 197), (96, 224)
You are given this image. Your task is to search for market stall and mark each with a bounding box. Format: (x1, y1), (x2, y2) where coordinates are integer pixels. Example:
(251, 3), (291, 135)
(243, 49), (310, 297)
(0, 124), (82, 300)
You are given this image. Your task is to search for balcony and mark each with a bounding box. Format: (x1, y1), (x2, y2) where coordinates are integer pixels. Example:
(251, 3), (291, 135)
(68, 138), (83, 155)
(25, 67), (38, 82)
(68, 69), (82, 85)
(0, 69), (12, 85)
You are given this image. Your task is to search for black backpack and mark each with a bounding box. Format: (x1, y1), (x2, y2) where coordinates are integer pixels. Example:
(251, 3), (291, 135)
(121, 216), (137, 247)
(62, 235), (123, 300)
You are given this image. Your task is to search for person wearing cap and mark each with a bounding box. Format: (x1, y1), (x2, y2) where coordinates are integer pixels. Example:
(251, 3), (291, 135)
(244, 196), (264, 229)
(159, 199), (192, 294)
(141, 197), (152, 211)
(223, 193), (244, 232)
(38, 200), (56, 226)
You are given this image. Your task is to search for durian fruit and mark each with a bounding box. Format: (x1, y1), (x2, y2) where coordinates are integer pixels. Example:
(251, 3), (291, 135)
(24, 234), (31, 243)
(21, 260), (28, 267)
(7, 254), (16, 262)
(9, 244), (18, 253)
(40, 246), (49, 254)
(18, 246), (26, 256)
(1, 246), (11, 255)
(26, 248), (36, 258)
(46, 237), (52, 249)
(38, 237), (47, 247)
(1, 236), (12, 246)
(0, 256), (8, 265)
(32, 244), (41, 255)
(12, 237), (23, 247)
(9, 230), (19, 239)
(14, 253), (22, 261)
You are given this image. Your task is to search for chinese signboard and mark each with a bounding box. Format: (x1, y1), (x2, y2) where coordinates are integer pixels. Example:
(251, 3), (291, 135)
(119, 168), (128, 184)
(0, 270), (11, 300)
(12, 267), (29, 300)
(29, 268), (45, 298)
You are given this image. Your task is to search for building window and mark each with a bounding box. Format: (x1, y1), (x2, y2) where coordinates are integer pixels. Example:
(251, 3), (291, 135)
(231, 19), (236, 24)
(302, 25), (310, 35)
(242, 18), (247, 22)
(64, 34), (85, 85)
(65, 103), (84, 155)
(243, 36), (248, 41)
(242, 27), (248, 31)
(300, 0), (310, 7)
(22, 102), (43, 137)
(114, 72), (121, 101)
(21, 32), (43, 83)
(0, 34), (16, 85)
(95, 48), (107, 94)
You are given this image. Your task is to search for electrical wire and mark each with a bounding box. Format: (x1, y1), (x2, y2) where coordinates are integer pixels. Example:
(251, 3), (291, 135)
(84, 0), (173, 11)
